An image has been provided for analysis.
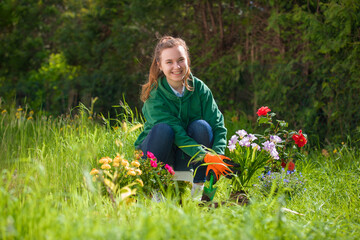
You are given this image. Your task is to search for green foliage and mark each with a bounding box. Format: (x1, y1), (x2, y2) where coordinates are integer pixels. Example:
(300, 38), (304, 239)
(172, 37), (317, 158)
(1, 108), (359, 239)
(1, 0), (360, 145)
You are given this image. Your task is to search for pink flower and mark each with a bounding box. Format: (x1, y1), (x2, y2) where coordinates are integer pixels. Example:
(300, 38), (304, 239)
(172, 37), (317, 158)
(165, 164), (175, 175)
(147, 151), (156, 159)
(150, 159), (158, 168)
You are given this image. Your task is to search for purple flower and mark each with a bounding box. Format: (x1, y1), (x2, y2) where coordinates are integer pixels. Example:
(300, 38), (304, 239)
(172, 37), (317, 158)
(228, 144), (236, 152)
(262, 141), (275, 152)
(228, 135), (239, 146)
(239, 137), (251, 147)
(236, 130), (247, 138)
(248, 134), (257, 141)
(270, 135), (282, 144)
(270, 148), (280, 160)
(251, 143), (261, 151)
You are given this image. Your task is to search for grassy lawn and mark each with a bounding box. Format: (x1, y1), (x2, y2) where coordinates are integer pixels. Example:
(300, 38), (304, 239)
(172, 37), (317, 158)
(1, 107), (359, 239)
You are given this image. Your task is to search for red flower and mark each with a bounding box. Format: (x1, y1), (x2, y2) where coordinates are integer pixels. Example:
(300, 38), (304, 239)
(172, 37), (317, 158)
(257, 106), (271, 116)
(281, 161), (286, 168)
(287, 161), (295, 171)
(292, 130), (307, 148)
(165, 164), (175, 175)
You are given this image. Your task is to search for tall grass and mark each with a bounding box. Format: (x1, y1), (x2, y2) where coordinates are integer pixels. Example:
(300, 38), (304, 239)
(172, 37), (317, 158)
(0, 104), (359, 239)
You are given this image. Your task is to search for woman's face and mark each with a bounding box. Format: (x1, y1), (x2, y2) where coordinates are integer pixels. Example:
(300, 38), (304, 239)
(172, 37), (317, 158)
(158, 45), (189, 89)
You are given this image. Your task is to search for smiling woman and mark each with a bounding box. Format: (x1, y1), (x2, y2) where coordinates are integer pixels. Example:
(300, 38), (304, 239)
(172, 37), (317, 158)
(134, 36), (238, 201)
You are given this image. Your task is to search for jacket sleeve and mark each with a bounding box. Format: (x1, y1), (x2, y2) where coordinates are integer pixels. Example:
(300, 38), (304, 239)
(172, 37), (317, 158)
(199, 82), (227, 155)
(143, 98), (207, 158)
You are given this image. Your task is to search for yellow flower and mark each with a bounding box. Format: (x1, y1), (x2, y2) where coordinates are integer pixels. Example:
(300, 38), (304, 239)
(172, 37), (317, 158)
(121, 159), (129, 167)
(17, 107), (23, 111)
(29, 110), (34, 115)
(136, 178), (144, 187)
(113, 154), (123, 164)
(127, 170), (136, 176)
(27, 116), (33, 120)
(113, 162), (120, 167)
(135, 169), (142, 175)
(131, 160), (140, 168)
(88, 116), (93, 120)
(333, 149), (337, 154)
(1, 109), (7, 114)
(16, 112), (20, 119)
(90, 168), (99, 175)
(101, 163), (111, 170)
(99, 157), (112, 164)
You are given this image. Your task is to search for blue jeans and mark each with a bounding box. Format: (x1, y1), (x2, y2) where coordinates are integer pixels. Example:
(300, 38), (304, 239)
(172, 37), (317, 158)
(138, 120), (214, 183)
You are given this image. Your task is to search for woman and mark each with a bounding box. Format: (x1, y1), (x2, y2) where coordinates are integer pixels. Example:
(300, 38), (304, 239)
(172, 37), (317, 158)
(135, 36), (236, 198)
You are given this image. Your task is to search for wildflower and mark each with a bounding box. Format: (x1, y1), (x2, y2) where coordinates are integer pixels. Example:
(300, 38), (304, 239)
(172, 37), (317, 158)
(292, 130), (307, 147)
(101, 163), (111, 170)
(287, 161), (295, 171)
(121, 160), (130, 167)
(333, 149), (337, 154)
(147, 151), (156, 159)
(127, 170), (137, 176)
(88, 116), (93, 120)
(229, 135), (238, 145)
(239, 137), (251, 147)
(131, 160), (141, 168)
(1, 109), (7, 114)
(228, 144), (236, 152)
(27, 116), (33, 120)
(90, 168), (99, 175)
(248, 134), (257, 141)
(251, 143), (261, 151)
(165, 164), (175, 175)
(256, 106), (271, 116)
(262, 141), (275, 152)
(29, 110), (34, 115)
(236, 130), (247, 138)
(113, 162), (120, 167)
(17, 107), (23, 111)
(99, 157), (112, 164)
(150, 159), (158, 168)
(134, 150), (144, 159)
(135, 169), (142, 175)
(113, 154), (122, 164)
(136, 178), (144, 187)
(270, 135), (282, 144)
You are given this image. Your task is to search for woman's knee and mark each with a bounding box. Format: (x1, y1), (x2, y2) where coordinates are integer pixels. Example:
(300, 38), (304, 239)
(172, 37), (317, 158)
(187, 120), (213, 146)
(152, 123), (174, 140)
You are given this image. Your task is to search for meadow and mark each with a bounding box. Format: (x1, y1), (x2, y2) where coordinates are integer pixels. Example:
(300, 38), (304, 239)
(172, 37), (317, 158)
(1, 105), (359, 240)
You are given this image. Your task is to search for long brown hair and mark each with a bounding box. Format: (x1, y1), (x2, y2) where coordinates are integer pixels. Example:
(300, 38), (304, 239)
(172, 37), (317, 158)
(140, 36), (193, 102)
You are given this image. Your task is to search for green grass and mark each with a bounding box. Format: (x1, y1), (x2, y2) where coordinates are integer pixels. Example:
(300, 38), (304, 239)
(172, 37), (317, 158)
(1, 106), (359, 239)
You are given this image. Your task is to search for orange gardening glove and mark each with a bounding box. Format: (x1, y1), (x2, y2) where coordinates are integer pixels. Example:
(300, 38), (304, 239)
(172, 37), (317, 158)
(204, 153), (239, 184)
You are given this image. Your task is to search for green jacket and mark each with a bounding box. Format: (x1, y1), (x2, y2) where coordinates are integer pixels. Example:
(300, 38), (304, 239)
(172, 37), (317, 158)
(134, 75), (227, 158)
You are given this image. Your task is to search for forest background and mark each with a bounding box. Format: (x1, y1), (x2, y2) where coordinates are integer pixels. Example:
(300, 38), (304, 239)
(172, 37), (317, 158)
(1, 0), (359, 146)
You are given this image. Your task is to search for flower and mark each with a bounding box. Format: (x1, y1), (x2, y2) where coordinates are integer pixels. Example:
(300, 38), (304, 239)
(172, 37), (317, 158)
(121, 159), (130, 167)
(135, 169), (142, 175)
(131, 160), (141, 168)
(150, 160), (158, 168)
(270, 135), (282, 144)
(127, 170), (137, 176)
(165, 164), (175, 175)
(292, 130), (307, 147)
(1, 109), (7, 114)
(147, 151), (156, 159)
(287, 161), (295, 171)
(236, 130), (247, 138)
(99, 157), (112, 164)
(228, 144), (236, 152)
(251, 143), (261, 151)
(101, 163), (111, 170)
(90, 168), (99, 175)
(256, 106), (271, 116)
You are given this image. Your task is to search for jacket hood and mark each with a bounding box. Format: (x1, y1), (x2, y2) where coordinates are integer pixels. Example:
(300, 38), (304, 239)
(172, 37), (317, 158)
(157, 74), (195, 102)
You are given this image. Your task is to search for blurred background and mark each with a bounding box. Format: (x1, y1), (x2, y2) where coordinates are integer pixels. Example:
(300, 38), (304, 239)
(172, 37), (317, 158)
(0, 0), (359, 145)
